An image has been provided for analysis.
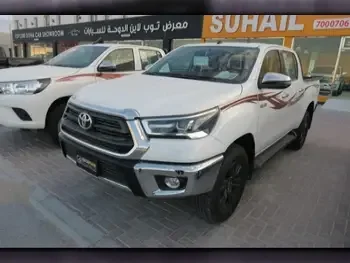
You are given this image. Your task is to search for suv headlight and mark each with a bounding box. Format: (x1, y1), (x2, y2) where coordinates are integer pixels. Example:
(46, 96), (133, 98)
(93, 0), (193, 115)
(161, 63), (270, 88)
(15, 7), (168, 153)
(141, 107), (219, 139)
(0, 78), (51, 95)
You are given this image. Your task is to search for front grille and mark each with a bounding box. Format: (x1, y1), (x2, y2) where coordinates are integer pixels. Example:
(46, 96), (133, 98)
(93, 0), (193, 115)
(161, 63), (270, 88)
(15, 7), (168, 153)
(61, 103), (134, 154)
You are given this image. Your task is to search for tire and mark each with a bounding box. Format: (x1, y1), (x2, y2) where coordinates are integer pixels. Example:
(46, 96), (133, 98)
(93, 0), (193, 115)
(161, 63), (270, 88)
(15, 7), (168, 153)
(46, 103), (66, 145)
(287, 110), (310, 151)
(194, 144), (250, 224)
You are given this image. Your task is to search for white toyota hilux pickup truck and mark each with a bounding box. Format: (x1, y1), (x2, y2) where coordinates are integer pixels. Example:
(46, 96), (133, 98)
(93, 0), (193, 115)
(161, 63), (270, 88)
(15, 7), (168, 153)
(0, 43), (165, 142)
(59, 43), (319, 224)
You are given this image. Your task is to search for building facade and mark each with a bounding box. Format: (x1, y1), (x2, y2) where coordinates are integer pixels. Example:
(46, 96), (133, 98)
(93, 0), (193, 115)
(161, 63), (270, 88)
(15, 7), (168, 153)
(11, 15), (203, 60)
(11, 15), (146, 30)
(201, 15), (350, 91)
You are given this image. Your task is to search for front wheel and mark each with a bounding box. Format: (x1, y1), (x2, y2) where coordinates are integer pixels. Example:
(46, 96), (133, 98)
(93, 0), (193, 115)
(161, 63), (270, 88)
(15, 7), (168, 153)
(287, 111), (310, 151)
(194, 144), (249, 224)
(46, 103), (66, 145)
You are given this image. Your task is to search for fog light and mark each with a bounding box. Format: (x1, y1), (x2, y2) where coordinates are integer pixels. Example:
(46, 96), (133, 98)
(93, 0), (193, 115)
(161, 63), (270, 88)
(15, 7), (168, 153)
(164, 177), (180, 189)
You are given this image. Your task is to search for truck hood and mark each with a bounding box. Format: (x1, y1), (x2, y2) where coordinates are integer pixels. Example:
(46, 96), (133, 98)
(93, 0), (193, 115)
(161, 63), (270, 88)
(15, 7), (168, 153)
(0, 65), (81, 82)
(73, 74), (243, 117)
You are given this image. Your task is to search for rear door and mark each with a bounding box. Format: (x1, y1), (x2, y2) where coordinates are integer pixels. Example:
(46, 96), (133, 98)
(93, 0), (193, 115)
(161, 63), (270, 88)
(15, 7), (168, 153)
(96, 48), (137, 80)
(279, 49), (304, 131)
(256, 49), (296, 152)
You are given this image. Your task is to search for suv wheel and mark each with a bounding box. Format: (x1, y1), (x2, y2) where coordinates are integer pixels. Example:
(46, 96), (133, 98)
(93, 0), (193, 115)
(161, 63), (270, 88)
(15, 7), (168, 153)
(46, 103), (66, 145)
(194, 144), (249, 224)
(287, 110), (310, 151)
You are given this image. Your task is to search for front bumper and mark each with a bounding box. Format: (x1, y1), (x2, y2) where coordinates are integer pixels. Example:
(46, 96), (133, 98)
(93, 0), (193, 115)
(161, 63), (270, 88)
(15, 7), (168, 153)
(59, 132), (224, 198)
(0, 94), (47, 129)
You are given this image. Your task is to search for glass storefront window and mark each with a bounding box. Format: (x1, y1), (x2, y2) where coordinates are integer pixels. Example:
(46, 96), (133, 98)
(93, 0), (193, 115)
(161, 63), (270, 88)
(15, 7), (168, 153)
(205, 38), (248, 43)
(293, 37), (341, 76)
(58, 41), (79, 54)
(144, 40), (163, 49)
(335, 37), (350, 92)
(172, 38), (201, 49)
(28, 43), (53, 62)
(204, 38), (283, 45)
(249, 38), (283, 45)
(118, 40), (143, 45)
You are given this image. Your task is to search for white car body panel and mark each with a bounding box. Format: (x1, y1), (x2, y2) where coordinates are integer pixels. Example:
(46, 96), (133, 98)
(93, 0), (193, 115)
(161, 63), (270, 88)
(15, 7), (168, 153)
(0, 44), (165, 129)
(67, 43), (319, 163)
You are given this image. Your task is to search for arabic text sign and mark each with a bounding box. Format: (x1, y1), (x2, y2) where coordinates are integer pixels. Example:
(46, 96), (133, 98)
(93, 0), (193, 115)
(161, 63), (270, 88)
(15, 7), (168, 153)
(82, 20), (190, 38)
(12, 15), (203, 43)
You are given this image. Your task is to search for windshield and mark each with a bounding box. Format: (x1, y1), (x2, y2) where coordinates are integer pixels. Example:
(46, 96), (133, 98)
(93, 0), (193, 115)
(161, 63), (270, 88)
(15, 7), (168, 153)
(45, 45), (108, 68)
(143, 45), (260, 84)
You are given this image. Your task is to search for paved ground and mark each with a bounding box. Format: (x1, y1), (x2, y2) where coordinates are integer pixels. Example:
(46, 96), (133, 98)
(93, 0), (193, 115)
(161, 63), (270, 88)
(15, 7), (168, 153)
(0, 164), (75, 247)
(0, 105), (349, 247)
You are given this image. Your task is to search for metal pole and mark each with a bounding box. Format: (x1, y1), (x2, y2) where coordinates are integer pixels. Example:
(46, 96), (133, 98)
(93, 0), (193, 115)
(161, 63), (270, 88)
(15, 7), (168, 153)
(332, 37), (344, 83)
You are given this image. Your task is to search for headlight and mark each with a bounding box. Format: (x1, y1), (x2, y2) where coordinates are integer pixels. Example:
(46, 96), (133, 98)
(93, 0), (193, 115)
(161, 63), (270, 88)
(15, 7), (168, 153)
(0, 78), (51, 95)
(141, 107), (219, 139)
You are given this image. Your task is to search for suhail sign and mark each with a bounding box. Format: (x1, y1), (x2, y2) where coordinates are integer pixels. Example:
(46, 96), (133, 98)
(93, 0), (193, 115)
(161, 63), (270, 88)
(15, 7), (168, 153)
(12, 15), (203, 43)
(210, 15), (304, 33)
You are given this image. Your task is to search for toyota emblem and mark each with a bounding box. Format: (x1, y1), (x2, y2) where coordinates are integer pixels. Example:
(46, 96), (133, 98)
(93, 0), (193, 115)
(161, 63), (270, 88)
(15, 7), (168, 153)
(78, 112), (93, 130)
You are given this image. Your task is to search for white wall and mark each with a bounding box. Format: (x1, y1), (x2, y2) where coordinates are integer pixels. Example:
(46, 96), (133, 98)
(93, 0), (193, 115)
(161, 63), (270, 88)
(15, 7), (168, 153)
(12, 15), (148, 30)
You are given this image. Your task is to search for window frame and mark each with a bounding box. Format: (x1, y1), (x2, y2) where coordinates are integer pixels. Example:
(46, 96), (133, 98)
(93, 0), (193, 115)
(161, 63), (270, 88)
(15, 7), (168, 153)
(33, 17), (38, 28)
(258, 49), (283, 84)
(99, 48), (136, 72)
(15, 20), (20, 29)
(56, 15), (61, 25)
(280, 50), (299, 81)
(44, 15), (50, 27)
(138, 48), (163, 70)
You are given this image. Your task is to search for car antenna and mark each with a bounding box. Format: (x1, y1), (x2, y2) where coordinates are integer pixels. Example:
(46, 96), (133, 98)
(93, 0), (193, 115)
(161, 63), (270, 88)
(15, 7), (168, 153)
(93, 37), (104, 44)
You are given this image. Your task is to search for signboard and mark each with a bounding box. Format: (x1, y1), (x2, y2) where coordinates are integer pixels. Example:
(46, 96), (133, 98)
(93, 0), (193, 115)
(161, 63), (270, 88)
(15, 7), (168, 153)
(12, 15), (203, 43)
(342, 37), (350, 49)
(202, 15), (350, 39)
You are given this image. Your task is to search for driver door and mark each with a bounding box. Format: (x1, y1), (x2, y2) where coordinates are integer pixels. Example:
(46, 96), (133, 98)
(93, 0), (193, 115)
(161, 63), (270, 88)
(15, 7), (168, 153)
(96, 48), (137, 80)
(256, 49), (296, 153)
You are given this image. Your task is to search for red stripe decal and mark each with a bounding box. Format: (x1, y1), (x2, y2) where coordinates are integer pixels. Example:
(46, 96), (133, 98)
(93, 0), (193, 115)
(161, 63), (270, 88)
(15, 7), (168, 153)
(57, 73), (126, 82)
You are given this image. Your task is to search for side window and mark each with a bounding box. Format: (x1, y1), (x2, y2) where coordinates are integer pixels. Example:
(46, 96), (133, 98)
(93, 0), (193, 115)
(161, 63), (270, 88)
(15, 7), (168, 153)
(281, 51), (298, 80)
(259, 50), (282, 80)
(101, 48), (135, 71)
(139, 49), (163, 70)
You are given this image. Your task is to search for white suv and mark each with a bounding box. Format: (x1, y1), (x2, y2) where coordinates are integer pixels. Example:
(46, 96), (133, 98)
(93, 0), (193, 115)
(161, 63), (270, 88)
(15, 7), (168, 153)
(59, 43), (319, 224)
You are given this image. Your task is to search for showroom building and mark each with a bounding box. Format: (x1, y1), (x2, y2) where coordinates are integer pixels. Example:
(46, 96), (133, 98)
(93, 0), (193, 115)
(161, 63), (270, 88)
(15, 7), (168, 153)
(201, 15), (350, 88)
(11, 15), (203, 61)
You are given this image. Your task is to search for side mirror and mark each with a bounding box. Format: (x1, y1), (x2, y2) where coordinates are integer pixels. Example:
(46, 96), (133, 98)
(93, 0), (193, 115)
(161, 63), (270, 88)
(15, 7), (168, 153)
(97, 61), (117, 72)
(259, 72), (292, 89)
(144, 64), (154, 71)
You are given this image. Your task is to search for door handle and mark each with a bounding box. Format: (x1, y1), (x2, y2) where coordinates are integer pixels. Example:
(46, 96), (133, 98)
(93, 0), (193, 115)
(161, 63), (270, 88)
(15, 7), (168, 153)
(260, 102), (267, 108)
(281, 93), (289, 99)
(298, 88), (305, 93)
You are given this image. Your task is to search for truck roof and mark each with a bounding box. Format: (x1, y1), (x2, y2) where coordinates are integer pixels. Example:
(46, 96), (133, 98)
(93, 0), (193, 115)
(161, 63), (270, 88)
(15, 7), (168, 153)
(80, 43), (163, 50)
(182, 42), (291, 52)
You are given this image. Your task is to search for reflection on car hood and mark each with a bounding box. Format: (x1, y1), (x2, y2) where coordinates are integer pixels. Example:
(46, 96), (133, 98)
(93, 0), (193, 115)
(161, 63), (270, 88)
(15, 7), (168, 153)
(0, 65), (81, 82)
(72, 74), (244, 117)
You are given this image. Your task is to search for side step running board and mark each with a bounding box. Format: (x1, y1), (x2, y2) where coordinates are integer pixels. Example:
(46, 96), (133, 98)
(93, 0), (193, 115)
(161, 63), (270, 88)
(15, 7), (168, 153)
(254, 134), (296, 169)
